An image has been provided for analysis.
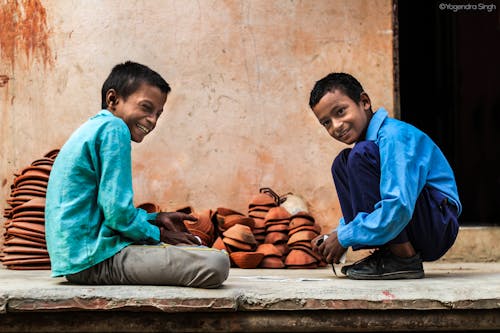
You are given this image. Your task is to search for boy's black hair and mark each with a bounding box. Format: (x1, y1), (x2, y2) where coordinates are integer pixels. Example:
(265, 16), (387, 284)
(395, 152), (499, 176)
(101, 61), (171, 109)
(309, 73), (364, 109)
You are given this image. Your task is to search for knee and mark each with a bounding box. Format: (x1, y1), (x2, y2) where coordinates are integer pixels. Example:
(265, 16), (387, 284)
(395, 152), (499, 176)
(346, 141), (380, 171)
(332, 148), (351, 178)
(204, 251), (230, 288)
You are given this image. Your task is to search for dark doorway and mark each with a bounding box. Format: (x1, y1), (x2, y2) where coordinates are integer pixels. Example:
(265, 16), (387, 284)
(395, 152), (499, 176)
(397, 0), (500, 225)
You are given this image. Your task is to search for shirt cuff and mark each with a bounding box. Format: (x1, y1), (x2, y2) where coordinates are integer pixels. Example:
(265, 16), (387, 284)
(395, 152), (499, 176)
(336, 220), (353, 248)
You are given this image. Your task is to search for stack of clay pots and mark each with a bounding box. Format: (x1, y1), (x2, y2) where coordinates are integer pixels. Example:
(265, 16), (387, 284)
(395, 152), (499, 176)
(0, 150), (59, 270)
(285, 211), (325, 268)
(247, 190), (279, 244)
(263, 206), (291, 263)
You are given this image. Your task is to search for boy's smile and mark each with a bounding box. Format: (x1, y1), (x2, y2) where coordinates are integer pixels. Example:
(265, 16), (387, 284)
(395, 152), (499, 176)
(109, 83), (168, 143)
(312, 89), (372, 144)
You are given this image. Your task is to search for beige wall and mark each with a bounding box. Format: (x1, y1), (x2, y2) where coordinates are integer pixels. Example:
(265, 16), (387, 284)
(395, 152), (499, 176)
(0, 0), (394, 241)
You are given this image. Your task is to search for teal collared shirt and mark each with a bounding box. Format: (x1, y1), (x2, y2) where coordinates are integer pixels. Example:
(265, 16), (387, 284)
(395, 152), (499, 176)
(45, 110), (160, 277)
(337, 108), (462, 248)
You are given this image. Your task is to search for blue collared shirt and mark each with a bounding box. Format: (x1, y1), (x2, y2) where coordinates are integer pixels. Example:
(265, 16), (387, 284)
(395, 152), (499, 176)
(337, 108), (462, 248)
(45, 110), (160, 277)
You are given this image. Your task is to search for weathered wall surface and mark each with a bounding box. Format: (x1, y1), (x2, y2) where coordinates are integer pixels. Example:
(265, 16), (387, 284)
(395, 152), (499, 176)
(0, 0), (394, 241)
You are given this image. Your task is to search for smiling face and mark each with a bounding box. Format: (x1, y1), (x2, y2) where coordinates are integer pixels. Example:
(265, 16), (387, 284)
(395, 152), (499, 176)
(107, 83), (168, 143)
(312, 89), (373, 144)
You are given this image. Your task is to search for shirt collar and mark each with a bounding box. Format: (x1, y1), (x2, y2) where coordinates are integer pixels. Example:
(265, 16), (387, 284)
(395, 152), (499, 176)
(366, 108), (388, 141)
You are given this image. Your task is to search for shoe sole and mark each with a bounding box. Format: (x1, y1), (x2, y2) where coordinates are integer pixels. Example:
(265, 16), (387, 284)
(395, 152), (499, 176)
(347, 270), (425, 280)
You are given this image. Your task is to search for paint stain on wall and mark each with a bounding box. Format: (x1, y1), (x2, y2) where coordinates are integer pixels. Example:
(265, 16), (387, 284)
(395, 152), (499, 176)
(0, 0), (53, 69)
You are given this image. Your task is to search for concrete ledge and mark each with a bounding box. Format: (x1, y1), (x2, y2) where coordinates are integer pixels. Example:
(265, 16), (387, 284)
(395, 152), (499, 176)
(1, 262), (499, 331)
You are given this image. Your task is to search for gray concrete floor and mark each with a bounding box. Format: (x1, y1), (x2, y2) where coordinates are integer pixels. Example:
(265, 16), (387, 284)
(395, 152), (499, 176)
(0, 262), (499, 332)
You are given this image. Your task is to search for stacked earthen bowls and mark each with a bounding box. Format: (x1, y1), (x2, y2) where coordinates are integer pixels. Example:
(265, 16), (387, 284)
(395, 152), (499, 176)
(247, 190), (279, 244)
(285, 211), (325, 268)
(212, 221), (263, 269)
(1, 149), (59, 270)
(263, 206), (291, 263)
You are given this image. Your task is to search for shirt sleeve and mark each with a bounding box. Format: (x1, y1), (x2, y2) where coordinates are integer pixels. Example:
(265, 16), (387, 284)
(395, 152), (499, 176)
(96, 122), (160, 244)
(337, 129), (429, 248)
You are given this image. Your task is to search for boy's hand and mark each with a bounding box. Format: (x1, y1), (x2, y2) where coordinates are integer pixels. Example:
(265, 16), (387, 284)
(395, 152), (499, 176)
(154, 212), (200, 245)
(154, 212), (196, 232)
(159, 228), (201, 245)
(312, 231), (347, 264)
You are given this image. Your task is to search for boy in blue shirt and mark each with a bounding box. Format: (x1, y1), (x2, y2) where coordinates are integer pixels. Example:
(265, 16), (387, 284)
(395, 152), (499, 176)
(45, 61), (229, 288)
(309, 73), (460, 279)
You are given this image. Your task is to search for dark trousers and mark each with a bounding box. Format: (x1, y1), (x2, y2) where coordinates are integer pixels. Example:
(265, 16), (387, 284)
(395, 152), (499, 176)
(332, 141), (459, 261)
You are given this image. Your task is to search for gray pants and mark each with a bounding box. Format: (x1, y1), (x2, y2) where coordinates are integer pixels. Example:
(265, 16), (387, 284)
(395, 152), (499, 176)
(66, 244), (230, 288)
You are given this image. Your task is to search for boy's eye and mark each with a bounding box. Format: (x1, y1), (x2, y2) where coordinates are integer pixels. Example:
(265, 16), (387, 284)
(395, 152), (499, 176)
(321, 119), (331, 127)
(337, 108), (345, 116)
(141, 104), (153, 113)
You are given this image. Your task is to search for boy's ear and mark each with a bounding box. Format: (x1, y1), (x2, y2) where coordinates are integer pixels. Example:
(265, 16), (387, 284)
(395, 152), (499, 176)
(106, 89), (118, 109)
(360, 92), (371, 111)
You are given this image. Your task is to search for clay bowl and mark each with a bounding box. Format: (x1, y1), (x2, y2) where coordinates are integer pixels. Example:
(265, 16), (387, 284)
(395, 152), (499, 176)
(285, 249), (318, 266)
(248, 193), (277, 207)
(264, 231), (288, 244)
(185, 210), (214, 236)
(212, 237), (228, 251)
(288, 224), (322, 236)
(252, 217), (266, 229)
(248, 205), (272, 213)
(221, 215), (255, 230)
(274, 243), (289, 256)
(31, 158), (55, 167)
(189, 228), (211, 246)
(137, 202), (161, 213)
(222, 237), (255, 251)
(11, 198), (46, 216)
(256, 243), (282, 257)
(216, 207), (245, 217)
(264, 206), (291, 222)
(223, 224), (256, 245)
(288, 217), (315, 229)
(287, 230), (319, 245)
(20, 165), (52, 176)
(266, 223), (289, 232)
(291, 211), (315, 222)
(230, 251), (264, 269)
(289, 244), (323, 261)
(248, 210), (268, 219)
(5, 236), (47, 248)
(43, 149), (60, 159)
(259, 256), (285, 268)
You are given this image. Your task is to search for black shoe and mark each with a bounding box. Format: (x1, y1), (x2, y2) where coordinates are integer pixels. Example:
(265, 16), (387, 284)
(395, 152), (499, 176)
(344, 248), (424, 280)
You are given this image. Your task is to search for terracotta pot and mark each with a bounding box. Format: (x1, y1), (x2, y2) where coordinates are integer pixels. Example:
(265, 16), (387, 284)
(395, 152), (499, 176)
(248, 205), (272, 213)
(256, 243), (282, 257)
(285, 249), (318, 266)
(288, 217), (315, 229)
(264, 231), (288, 244)
(212, 237), (228, 251)
(259, 256), (285, 268)
(291, 211), (315, 222)
(11, 217), (45, 224)
(252, 217), (266, 229)
(288, 244), (323, 261)
(31, 158), (55, 167)
(20, 165), (52, 176)
(287, 230), (319, 245)
(223, 224), (256, 245)
(288, 224), (322, 236)
(12, 210), (45, 219)
(273, 243), (289, 256)
(222, 237), (255, 251)
(7, 264), (51, 270)
(10, 221), (45, 234)
(216, 207), (245, 217)
(4, 236), (47, 248)
(221, 215), (255, 230)
(266, 223), (289, 232)
(43, 149), (60, 159)
(2, 246), (48, 255)
(248, 192), (277, 207)
(264, 206), (291, 222)
(230, 251), (264, 269)
(248, 210), (268, 219)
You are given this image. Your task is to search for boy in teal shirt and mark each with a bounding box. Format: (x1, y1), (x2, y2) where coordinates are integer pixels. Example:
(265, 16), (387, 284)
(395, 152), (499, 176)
(45, 61), (229, 287)
(309, 73), (460, 279)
